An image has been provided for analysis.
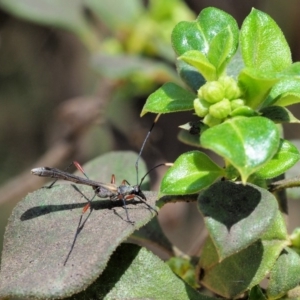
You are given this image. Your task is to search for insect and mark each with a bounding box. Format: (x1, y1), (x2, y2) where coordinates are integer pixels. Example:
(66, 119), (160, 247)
(31, 114), (163, 224)
(31, 114), (171, 265)
(31, 161), (162, 223)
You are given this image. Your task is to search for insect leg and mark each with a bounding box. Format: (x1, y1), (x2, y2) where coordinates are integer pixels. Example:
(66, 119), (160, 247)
(118, 194), (134, 224)
(63, 205), (94, 266)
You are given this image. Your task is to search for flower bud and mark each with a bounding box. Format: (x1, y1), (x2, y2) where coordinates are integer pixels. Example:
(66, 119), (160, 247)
(209, 98), (231, 119)
(194, 98), (210, 117)
(290, 228), (300, 248)
(203, 113), (222, 127)
(200, 81), (224, 104)
(230, 99), (245, 111)
(219, 76), (242, 100)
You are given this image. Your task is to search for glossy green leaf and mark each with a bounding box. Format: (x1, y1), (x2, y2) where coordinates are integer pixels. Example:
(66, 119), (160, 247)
(267, 247), (300, 299)
(238, 68), (279, 109)
(176, 60), (206, 92)
(230, 106), (258, 118)
(171, 20), (206, 56)
(260, 106), (300, 123)
(226, 49), (245, 78)
(0, 152), (159, 299)
(179, 51), (217, 81)
(160, 151), (224, 195)
(171, 7), (238, 68)
(207, 26), (235, 76)
(280, 62), (300, 77)
(198, 181), (279, 260)
(199, 237), (285, 298)
(200, 116), (280, 183)
(141, 82), (195, 116)
(177, 129), (202, 148)
(240, 9), (291, 72)
(255, 139), (300, 179)
(262, 78), (300, 108)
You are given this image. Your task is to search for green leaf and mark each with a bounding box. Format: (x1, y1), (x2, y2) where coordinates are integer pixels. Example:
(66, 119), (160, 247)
(267, 247), (300, 299)
(96, 244), (209, 300)
(240, 9), (292, 72)
(0, 0), (100, 52)
(230, 106), (258, 118)
(280, 62), (300, 77)
(198, 181), (280, 260)
(171, 20), (207, 56)
(207, 26), (235, 76)
(0, 152), (159, 299)
(160, 151), (224, 195)
(179, 50), (217, 81)
(176, 60), (206, 92)
(199, 237), (286, 298)
(200, 116), (280, 183)
(167, 257), (200, 289)
(171, 7), (238, 69)
(69, 244), (211, 299)
(255, 139), (300, 179)
(177, 129), (202, 148)
(238, 68), (279, 109)
(262, 78), (300, 108)
(260, 106), (300, 123)
(248, 286), (268, 300)
(226, 49), (245, 78)
(141, 82), (195, 116)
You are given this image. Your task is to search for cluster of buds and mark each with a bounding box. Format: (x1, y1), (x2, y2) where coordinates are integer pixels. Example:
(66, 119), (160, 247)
(193, 76), (244, 127)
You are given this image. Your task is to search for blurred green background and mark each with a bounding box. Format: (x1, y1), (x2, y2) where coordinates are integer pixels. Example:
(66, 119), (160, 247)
(1, 0), (300, 264)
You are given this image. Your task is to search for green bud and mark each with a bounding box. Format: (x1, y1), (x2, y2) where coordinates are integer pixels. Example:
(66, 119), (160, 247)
(197, 87), (203, 99)
(219, 76), (242, 100)
(194, 98), (210, 117)
(200, 81), (224, 104)
(230, 99), (245, 111)
(203, 113), (222, 127)
(290, 228), (300, 248)
(209, 98), (231, 119)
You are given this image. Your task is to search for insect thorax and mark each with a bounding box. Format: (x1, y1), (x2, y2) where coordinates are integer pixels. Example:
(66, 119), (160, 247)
(94, 186), (114, 198)
(117, 184), (136, 196)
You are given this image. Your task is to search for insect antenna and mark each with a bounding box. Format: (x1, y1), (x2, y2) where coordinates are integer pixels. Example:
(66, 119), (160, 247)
(136, 162), (173, 216)
(138, 163), (173, 189)
(135, 114), (161, 185)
